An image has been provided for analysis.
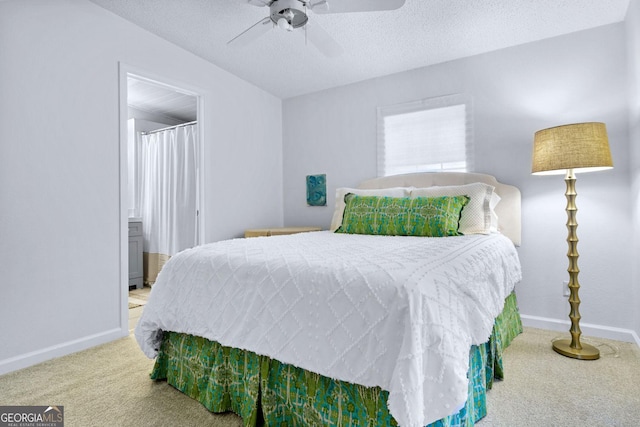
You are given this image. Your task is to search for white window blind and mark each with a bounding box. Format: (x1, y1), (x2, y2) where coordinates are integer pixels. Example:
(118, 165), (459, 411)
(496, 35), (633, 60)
(377, 94), (473, 177)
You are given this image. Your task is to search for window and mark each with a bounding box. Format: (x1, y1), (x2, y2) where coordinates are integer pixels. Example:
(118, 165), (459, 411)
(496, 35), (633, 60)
(377, 94), (473, 177)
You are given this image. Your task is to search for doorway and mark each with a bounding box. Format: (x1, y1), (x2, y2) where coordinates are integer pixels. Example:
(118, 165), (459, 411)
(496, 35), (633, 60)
(119, 65), (205, 333)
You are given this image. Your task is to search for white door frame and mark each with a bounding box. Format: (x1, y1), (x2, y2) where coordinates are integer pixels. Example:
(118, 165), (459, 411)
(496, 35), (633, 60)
(118, 62), (206, 333)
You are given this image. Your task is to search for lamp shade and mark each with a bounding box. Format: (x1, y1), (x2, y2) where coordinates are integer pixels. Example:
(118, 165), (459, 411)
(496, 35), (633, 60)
(532, 122), (613, 175)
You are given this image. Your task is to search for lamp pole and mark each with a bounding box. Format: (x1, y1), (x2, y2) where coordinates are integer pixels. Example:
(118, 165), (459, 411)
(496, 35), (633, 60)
(551, 168), (600, 360)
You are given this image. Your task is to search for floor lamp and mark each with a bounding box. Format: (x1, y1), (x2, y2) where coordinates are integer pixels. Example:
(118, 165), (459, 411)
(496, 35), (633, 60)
(531, 122), (613, 360)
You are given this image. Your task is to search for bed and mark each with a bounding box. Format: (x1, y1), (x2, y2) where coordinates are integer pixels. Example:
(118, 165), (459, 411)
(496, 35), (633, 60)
(135, 171), (523, 427)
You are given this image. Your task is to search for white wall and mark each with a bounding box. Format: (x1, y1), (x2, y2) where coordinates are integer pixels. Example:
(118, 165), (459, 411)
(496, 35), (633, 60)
(0, 0), (283, 374)
(283, 23), (638, 342)
(627, 0), (640, 338)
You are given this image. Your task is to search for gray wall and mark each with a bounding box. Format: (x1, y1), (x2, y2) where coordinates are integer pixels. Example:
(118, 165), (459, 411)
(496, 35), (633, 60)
(0, 0), (283, 373)
(283, 23), (637, 341)
(627, 0), (640, 338)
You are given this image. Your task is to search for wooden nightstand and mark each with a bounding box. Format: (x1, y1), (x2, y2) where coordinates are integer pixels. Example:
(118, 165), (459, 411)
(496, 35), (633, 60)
(244, 226), (322, 238)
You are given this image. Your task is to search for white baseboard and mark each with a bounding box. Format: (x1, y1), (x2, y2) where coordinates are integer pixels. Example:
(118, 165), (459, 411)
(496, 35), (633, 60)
(520, 314), (640, 347)
(0, 327), (128, 376)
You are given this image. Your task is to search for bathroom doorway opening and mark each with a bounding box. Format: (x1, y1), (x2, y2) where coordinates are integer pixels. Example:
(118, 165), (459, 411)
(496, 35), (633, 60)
(119, 65), (205, 332)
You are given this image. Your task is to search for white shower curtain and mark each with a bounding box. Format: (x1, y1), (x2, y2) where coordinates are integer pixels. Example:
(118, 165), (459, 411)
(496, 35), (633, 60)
(136, 123), (198, 284)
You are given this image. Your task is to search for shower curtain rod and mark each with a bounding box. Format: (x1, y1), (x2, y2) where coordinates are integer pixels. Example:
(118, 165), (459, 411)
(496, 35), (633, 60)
(141, 120), (197, 135)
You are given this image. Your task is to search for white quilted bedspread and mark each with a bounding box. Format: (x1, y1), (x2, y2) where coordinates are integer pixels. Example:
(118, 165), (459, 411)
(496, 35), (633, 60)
(135, 231), (521, 427)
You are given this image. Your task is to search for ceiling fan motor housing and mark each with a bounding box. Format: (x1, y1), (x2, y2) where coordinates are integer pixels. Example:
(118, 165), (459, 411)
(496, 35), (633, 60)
(270, 0), (308, 28)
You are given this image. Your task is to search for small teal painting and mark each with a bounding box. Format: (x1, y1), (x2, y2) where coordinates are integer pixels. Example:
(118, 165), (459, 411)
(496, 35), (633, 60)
(306, 174), (327, 206)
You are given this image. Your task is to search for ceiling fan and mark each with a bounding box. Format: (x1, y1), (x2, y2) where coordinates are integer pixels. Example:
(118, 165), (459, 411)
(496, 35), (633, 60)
(228, 0), (406, 57)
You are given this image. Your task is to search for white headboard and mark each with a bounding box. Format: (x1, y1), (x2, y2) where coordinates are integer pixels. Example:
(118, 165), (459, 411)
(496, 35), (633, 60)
(358, 172), (521, 246)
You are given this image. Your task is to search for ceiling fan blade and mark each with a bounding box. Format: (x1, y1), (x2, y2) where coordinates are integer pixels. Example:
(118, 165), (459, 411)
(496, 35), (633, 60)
(304, 21), (343, 57)
(247, 0), (270, 6)
(227, 17), (272, 48)
(310, 0), (405, 14)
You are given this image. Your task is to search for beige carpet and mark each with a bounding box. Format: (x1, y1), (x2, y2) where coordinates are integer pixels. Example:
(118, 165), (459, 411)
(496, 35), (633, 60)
(0, 335), (242, 427)
(480, 328), (640, 426)
(0, 328), (638, 426)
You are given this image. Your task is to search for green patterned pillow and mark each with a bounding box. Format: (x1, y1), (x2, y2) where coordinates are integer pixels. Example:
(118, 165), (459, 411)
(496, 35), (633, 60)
(335, 194), (469, 237)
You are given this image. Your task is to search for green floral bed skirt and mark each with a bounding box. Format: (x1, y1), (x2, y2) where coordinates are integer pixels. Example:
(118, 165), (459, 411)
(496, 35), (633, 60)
(150, 292), (522, 427)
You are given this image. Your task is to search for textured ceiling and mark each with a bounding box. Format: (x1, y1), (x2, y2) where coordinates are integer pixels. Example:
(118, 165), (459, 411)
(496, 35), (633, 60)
(128, 77), (197, 123)
(90, 0), (630, 99)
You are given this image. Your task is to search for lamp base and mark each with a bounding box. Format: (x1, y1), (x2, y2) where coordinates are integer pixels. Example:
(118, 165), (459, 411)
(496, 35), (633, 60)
(552, 339), (600, 360)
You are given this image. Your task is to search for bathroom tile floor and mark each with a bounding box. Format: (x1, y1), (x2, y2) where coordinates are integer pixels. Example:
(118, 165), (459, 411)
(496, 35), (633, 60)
(128, 285), (151, 333)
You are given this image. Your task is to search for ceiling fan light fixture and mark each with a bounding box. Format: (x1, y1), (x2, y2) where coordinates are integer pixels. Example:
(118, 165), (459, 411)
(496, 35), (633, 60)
(277, 17), (293, 31)
(270, 0), (308, 29)
(231, 0), (406, 57)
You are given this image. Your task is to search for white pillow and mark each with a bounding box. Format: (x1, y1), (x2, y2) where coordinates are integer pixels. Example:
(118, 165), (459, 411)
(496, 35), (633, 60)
(410, 183), (499, 235)
(489, 192), (501, 232)
(330, 187), (411, 231)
